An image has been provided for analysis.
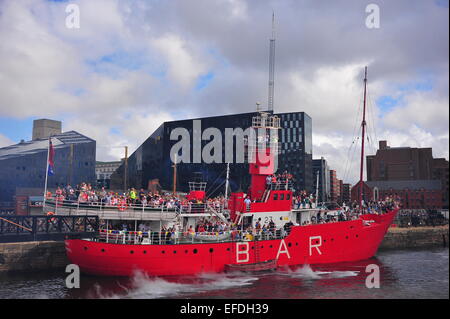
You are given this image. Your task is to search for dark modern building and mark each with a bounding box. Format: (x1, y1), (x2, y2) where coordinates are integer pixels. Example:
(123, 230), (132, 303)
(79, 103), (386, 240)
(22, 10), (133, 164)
(111, 111), (313, 195)
(312, 157), (331, 203)
(341, 183), (352, 204)
(0, 120), (96, 212)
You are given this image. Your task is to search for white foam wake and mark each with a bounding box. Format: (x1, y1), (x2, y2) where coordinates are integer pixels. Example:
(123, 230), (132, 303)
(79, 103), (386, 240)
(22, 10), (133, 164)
(95, 271), (259, 299)
(284, 265), (359, 280)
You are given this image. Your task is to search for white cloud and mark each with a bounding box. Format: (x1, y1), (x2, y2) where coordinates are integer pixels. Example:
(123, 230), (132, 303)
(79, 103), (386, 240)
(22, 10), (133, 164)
(152, 34), (209, 90)
(0, 134), (14, 148)
(0, 0), (447, 184)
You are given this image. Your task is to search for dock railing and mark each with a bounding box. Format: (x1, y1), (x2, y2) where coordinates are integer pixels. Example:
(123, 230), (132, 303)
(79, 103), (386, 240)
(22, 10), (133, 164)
(0, 215), (99, 243)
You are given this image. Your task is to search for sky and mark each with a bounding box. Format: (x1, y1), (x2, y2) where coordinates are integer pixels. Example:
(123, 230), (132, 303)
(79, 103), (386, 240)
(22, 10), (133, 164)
(0, 0), (448, 184)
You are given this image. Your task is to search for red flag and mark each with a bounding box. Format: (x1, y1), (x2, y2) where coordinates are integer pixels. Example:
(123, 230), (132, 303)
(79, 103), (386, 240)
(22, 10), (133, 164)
(48, 139), (55, 176)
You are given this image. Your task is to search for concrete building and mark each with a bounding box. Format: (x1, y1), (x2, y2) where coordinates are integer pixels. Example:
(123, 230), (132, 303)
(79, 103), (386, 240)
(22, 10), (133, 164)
(32, 119), (62, 141)
(96, 161), (122, 189)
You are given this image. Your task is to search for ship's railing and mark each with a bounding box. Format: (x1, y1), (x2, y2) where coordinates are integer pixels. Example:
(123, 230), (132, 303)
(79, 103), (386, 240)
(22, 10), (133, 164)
(188, 182), (206, 192)
(177, 203), (227, 217)
(94, 227), (291, 245)
(268, 180), (293, 191)
(178, 203), (208, 214)
(251, 112), (281, 129)
(44, 197), (179, 213)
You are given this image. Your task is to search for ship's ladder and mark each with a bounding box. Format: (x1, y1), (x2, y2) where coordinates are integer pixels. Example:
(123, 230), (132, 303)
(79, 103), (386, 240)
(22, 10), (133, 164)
(262, 188), (271, 202)
(254, 238), (261, 263)
(206, 203), (229, 224)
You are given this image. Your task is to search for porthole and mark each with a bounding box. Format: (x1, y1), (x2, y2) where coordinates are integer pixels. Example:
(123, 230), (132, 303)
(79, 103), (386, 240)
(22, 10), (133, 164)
(84, 247), (88, 251)
(162, 250), (165, 254)
(226, 248), (230, 251)
(193, 249), (198, 254)
(209, 248), (214, 253)
(101, 249), (105, 252)
(288, 243), (292, 247)
(173, 250), (177, 254)
(185, 250), (188, 254)
(143, 251), (147, 254)
(130, 250), (134, 254)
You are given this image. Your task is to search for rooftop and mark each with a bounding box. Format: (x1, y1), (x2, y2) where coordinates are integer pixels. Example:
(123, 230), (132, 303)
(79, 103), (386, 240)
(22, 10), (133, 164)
(0, 131), (95, 161)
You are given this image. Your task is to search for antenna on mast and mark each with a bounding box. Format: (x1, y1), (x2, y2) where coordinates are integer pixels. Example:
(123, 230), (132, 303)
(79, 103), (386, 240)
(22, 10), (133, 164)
(268, 11), (276, 112)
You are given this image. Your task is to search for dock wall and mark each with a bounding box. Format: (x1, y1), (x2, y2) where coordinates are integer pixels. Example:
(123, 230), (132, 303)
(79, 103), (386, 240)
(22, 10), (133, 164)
(379, 225), (448, 250)
(0, 241), (68, 273)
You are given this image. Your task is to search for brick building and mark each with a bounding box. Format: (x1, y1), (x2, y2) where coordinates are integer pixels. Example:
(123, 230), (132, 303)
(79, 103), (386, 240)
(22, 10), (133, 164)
(359, 140), (448, 209)
(329, 170), (341, 203)
(432, 158), (449, 208)
(366, 180), (442, 209)
(367, 140), (435, 181)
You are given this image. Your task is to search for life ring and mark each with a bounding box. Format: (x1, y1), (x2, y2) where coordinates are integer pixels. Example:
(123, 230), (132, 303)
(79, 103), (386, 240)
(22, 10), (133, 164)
(46, 211), (56, 222)
(118, 202), (128, 211)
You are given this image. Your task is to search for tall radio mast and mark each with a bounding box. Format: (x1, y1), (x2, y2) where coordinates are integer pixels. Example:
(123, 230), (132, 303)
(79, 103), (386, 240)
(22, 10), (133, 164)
(268, 12), (276, 112)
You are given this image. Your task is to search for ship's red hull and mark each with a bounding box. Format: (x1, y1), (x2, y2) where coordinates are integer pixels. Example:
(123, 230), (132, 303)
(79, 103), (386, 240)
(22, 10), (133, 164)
(65, 209), (397, 277)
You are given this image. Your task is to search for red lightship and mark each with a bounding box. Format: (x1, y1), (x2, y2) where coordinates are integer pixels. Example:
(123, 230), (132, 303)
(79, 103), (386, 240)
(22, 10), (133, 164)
(65, 67), (398, 277)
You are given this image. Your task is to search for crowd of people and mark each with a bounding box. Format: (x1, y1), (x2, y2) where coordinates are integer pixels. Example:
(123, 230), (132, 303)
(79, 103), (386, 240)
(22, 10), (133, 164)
(345, 195), (400, 215)
(265, 171), (294, 190)
(53, 180), (404, 245)
(52, 183), (195, 210)
(292, 190), (316, 209)
(396, 209), (447, 227)
(50, 183), (233, 212)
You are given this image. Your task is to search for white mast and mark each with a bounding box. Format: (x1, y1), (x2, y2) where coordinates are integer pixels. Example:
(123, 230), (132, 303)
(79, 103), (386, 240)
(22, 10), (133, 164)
(224, 162), (230, 200)
(268, 11), (276, 112)
(315, 170), (320, 207)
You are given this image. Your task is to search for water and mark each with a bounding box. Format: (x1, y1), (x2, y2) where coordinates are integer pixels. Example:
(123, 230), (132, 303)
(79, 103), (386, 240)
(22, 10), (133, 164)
(0, 248), (447, 299)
